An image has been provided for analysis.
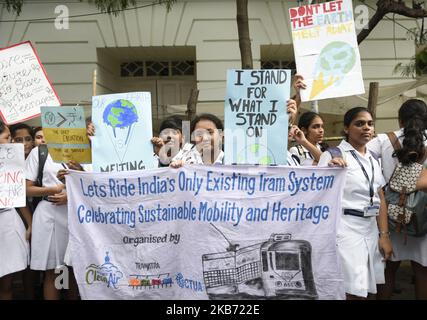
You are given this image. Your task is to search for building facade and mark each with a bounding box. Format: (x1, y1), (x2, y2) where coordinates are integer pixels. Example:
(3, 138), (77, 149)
(0, 0), (423, 135)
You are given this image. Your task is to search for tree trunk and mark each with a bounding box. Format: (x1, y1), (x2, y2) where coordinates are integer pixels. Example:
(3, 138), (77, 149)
(186, 87), (199, 121)
(367, 82), (379, 121)
(236, 0), (253, 69)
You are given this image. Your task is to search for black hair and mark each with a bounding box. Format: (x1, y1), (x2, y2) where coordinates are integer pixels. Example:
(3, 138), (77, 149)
(298, 111), (322, 129)
(343, 107), (371, 140)
(160, 115), (183, 133)
(298, 111), (329, 151)
(398, 99), (427, 128)
(32, 126), (43, 139)
(395, 99), (427, 165)
(9, 123), (33, 138)
(0, 120), (7, 135)
(190, 113), (224, 133)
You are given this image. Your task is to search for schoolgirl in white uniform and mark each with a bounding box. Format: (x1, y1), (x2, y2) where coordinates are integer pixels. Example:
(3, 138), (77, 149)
(318, 107), (393, 299)
(367, 99), (427, 299)
(289, 112), (326, 166)
(177, 99), (300, 167)
(0, 123), (31, 300)
(26, 146), (78, 299)
(179, 113), (225, 166)
(151, 115), (194, 167)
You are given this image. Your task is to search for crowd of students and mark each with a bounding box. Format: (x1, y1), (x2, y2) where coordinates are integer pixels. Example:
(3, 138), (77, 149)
(0, 75), (426, 300)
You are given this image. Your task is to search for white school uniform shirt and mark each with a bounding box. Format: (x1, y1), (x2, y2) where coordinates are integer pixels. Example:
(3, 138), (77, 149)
(156, 143), (193, 167)
(367, 128), (427, 181)
(318, 140), (386, 297)
(286, 152), (301, 166)
(289, 143), (321, 166)
(26, 146), (69, 270)
(367, 129), (427, 266)
(319, 140), (385, 211)
(0, 208), (30, 277)
(183, 147), (225, 165)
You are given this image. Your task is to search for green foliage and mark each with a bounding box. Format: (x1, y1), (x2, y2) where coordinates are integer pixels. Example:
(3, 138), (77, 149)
(393, 27), (427, 78)
(393, 59), (416, 78)
(416, 48), (427, 75)
(4, 0), (23, 15)
(88, 0), (138, 15)
(2, 0), (177, 16)
(84, 0), (178, 15)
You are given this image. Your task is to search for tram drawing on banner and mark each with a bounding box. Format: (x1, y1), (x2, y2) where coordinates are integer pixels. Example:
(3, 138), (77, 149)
(202, 226), (318, 300)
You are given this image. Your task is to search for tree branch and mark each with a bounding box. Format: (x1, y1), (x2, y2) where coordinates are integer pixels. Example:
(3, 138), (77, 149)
(358, 0), (427, 44)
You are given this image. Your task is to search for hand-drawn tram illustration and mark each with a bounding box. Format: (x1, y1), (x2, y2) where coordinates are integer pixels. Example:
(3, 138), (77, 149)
(202, 225), (318, 300)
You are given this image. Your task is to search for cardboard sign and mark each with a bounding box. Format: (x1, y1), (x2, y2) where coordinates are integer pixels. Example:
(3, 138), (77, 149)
(41, 106), (91, 163)
(0, 41), (61, 124)
(290, 0), (365, 101)
(225, 69), (290, 165)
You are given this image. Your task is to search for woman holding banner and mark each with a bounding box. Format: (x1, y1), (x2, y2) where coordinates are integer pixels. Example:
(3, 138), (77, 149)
(172, 98), (300, 167)
(25, 144), (79, 300)
(184, 113), (225, 165)
(151, 116), (193, 167)
(0, 122), (32, 300)
(318, 107), (393, 299)
(367, 99), (427, 300)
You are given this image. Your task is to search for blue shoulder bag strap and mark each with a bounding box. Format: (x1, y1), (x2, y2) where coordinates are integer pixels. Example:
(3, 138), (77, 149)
(326, 146), (343, 159)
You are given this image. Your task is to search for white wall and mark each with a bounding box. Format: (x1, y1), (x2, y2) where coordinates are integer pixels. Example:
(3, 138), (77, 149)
(0, 0), (420, 133)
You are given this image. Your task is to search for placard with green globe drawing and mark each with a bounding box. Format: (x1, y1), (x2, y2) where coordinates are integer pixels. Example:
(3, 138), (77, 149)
(92, 92), (156, 172)
(290, 0), (365, 102)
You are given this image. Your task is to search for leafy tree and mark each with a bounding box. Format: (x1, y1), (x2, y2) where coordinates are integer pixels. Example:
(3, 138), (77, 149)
(357, 0), (427, 44)
(2, 0), (176, 16)
(5, 0), (427, 72)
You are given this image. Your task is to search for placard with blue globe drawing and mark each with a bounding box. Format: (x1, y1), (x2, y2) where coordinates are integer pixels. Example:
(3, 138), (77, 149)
(224, 69), (290, 165)
(92, 92), (156, 172)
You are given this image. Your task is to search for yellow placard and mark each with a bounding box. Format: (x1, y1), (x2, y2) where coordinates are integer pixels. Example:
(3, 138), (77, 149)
(48, 147), (92, 164)
(43, 128), (90, 145)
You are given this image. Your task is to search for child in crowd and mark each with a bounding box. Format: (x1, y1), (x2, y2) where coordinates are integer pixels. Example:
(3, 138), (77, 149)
(25, 140), (79, 299)
(10, 123), (34, 158)
(0, 122), (32, 300)
(32, 127), (45, 147)
(289, 112), (327, 165)
(184, 113), (225, 165)
(151, 115), (193, 166)
(367, 99), (427, 299)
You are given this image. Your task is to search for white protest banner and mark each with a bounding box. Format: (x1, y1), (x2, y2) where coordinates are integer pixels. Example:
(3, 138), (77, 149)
(0, 41), (61, 124)
(67, 165), (346, 300)
(225, 69), (290, 165)
(290, 0), (365, 101)
(0, 144), (25, 208)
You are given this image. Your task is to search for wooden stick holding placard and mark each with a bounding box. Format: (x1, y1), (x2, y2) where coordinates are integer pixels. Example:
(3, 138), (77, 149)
(92, 69), (97, 97)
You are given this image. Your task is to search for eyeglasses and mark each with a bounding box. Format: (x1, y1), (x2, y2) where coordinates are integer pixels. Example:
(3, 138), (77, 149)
(14, 136), (33, 143)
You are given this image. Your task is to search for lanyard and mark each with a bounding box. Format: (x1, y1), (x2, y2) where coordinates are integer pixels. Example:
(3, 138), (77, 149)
(350, 150), (375, 206)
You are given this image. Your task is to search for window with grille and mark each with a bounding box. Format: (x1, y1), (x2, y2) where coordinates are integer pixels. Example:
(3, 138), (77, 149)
(121, 60), (195, 77)
(261, 60), (296, 75)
